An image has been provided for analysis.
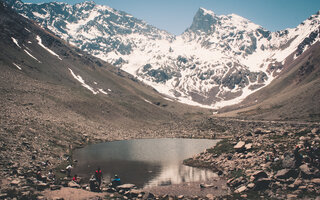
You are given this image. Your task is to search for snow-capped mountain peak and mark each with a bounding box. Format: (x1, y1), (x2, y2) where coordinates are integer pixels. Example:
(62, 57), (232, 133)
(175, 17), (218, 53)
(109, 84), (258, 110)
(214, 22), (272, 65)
(199, 7), (216, 16)
(6, 0), (320, 109)
(187, 7), (219, 34)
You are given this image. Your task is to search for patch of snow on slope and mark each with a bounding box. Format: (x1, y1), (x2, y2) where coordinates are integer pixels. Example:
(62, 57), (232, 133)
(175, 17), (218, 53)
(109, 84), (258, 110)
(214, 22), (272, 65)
(36, 35), (62, 60)
(143, 99), (153, 105)
(66, 10), (100, 36)
(13, 63), (22, 70)
(11, 37), (21, 48)
(32, 11), (49, 19)
(68, 68), (98, 95)
(98, 89), (108, 95)
(163, 97), (173, 102)
(140, 77), (214, 109)
(24, 49), (41, 63)
(213, 74), (275, 109)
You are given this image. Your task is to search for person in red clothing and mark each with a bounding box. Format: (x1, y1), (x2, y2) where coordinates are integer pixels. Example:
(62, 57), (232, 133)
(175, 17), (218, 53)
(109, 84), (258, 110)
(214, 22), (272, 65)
(72, 174), (80, 184)
(95, 167), (102, 188)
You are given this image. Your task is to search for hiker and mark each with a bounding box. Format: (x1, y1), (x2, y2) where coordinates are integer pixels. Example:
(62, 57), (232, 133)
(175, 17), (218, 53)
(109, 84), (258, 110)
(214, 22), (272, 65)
(111, 174), (121, 188)
(89, 175), (99, 192)
(66, 164), (72, 177)
(95, 167), (102, 187)
(72, 174), (80, 184)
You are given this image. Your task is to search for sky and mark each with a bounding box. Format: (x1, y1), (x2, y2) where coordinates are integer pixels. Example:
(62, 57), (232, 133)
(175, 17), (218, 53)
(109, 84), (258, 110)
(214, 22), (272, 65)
(23, 0), (320, 35)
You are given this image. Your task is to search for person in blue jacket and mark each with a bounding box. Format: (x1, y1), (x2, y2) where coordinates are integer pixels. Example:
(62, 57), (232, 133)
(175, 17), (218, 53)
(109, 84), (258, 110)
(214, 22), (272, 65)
(111, 174), (121, 187)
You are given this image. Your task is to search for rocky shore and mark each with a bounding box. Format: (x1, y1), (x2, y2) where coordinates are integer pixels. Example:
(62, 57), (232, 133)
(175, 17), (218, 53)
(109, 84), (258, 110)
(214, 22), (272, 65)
(185, 121), (320, 199)
(0, 117), (319, 199)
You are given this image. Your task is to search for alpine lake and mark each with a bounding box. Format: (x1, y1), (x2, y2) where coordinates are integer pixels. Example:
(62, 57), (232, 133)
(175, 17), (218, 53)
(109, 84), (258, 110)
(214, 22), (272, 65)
(72, 138), (219, 189)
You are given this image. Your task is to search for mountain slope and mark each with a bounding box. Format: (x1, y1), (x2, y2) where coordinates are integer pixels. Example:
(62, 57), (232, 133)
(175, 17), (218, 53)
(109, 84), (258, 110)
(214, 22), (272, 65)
(1, 1), (216, 177)
(5, 0), (320, 110)
(217, 41), (320, 121)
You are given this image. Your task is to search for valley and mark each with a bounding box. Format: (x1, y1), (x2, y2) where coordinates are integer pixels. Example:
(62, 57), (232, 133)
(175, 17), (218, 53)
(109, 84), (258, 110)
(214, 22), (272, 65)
(0, 0), (319, 199)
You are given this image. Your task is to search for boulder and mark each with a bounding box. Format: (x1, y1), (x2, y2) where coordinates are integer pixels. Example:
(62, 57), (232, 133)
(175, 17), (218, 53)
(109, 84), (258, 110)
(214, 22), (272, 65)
(234, 141), (245, 151)
(247, 183), (255, 189)
(117, 184), (136, 191)
(275, 169), (298, 180)
(0, 193), (8, 199)
(129, 189), (144, 198)
(106, 187), (117, 193)
(288, 184), (296, 190)
(36, 195), (46, 200)
(300, 164), (313, 178)
(299, 136), (306, 141)
(161, 194), (169, 199)
(287, 194), (298, 199)
(293, 178), (302, 187)
(311, 128), (319, 134)
(254, 178), (271, 190)
(36, 182), (49, 191)
(245, 143), (253, 151)
(21, 186), (32, 192)
(311, 178), (320, 185)
(50, 185), (61, 190)
(21, 191), (31, 197)
(235, 185), (247, 193)
(228, 177), (245, 188)
(206, 194), (214, 200)
(67, 181), (80, 188)
(298, 185), (307, 190)
(241, 194), (248, 198)
(10, 179), (21, 186)
(282, 154), (295, 168)
(252, 171), (268, 182)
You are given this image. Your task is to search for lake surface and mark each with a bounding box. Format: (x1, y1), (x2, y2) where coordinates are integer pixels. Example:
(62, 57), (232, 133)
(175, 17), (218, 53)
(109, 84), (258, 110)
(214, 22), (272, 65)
(73, 138), (219, 188)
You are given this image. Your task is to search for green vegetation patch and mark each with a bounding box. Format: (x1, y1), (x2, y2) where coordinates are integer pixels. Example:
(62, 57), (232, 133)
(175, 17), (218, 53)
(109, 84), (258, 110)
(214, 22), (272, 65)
(207, 139), (235, 156)
(230, 169), (245, 179)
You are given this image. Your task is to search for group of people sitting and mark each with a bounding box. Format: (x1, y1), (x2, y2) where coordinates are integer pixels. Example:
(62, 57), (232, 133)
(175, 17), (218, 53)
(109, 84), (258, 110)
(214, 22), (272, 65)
(70, 167), (121, 192)
(37, 164), (121, 192)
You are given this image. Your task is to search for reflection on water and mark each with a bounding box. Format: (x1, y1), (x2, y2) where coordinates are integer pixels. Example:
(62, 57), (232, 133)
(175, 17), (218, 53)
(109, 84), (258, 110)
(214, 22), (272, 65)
(73, 138), (218, 188)
(144, 164), (217, 188)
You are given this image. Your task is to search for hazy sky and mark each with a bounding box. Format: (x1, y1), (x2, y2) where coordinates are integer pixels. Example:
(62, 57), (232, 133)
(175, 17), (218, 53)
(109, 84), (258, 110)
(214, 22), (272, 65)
(23, 0), (320, 35)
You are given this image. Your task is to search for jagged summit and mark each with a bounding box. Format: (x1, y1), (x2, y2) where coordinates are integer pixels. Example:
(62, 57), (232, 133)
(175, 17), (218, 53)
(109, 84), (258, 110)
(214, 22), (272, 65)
(186, 8), (262, 35)
(187, 7), (218, 33)
(199, 7), (215, 16)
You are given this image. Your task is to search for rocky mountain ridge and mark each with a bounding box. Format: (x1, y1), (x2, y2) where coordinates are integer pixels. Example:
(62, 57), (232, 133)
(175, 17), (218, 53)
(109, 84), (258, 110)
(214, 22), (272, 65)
(5, 0), (320, 109)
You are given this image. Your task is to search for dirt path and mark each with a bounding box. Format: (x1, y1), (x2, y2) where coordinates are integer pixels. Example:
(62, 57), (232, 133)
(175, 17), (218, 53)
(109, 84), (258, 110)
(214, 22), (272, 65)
(41, 187), (105, 200)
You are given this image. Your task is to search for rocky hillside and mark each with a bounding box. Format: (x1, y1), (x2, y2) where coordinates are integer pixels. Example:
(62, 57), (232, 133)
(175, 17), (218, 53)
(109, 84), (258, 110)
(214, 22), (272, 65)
(217, 41), (320, 122)
(185, 120), (320, 199)
(5, 0), (320, 109)
(0, 2), (213, 195)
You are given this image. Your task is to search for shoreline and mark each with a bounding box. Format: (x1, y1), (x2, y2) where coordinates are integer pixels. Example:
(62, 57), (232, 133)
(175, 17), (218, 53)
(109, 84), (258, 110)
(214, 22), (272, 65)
(1, 118), (319, 199)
